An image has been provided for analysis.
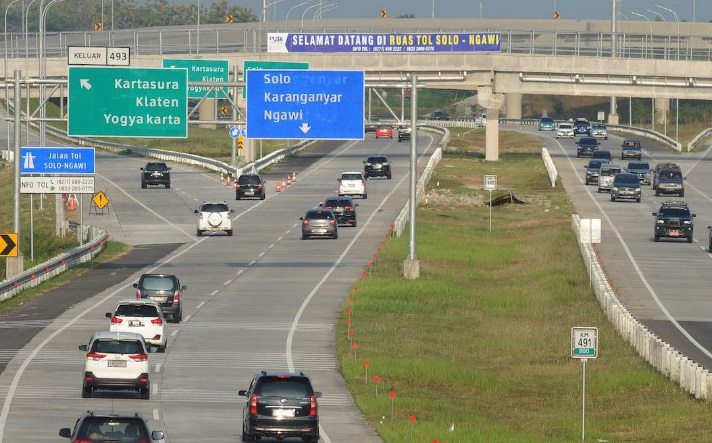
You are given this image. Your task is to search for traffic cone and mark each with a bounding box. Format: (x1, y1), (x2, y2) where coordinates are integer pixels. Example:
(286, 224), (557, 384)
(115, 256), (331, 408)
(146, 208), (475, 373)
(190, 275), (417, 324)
(282, 178), (287, 189)
(226, 175), (231, 186)
(292, 172), (297, 183)
(68, 194), (77, 211)
(276, 182), (282, 193)
(287, 175), (292, 186)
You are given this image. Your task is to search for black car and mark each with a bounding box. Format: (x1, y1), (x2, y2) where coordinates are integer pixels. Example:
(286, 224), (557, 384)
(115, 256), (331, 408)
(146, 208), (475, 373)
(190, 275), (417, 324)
(584, 159), (608, 185)
(300, 208), (338, 239)
(320, 196), (358, 227)
(363, 156), (392, 179)
(611, 172), (642, 202)
(133, 273), (186, 323)
(626, 161), (652, 184)
(235, 173), (266, 200)
(653, 201), (696, 243)
(576, 137), (599, 157)
(59, 411), (164, 443)
(654, 168), (684, 197)
(140, 162), (171, 189)
(239, 371), (322, 443)
(652, 162), (681, 189)
(621, 139), (642, 160)
(398, 126), (412, 142)
(590, 149), (612, 161)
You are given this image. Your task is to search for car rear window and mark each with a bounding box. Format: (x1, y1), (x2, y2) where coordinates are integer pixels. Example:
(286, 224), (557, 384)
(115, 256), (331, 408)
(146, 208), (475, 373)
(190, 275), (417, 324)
(140, 276), (177, 291)
(323, 199), (341, 207)
(307, 211), (334, 220)
(93, 339), (143, 354)
(145, 163), (168, 171)
(258, 377), (310, 398)
(238, 175), (261, 185)
(80, 418), (149, 441)
(201, 203), (229, 212)
(368, 157), (388, 163)
(116, 304), (160, 317)
(341, 173), (363, 181)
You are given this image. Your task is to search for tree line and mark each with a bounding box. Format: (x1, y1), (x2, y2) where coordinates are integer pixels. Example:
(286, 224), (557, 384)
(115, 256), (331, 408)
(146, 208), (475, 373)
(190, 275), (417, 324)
(4, 0), (259, 34)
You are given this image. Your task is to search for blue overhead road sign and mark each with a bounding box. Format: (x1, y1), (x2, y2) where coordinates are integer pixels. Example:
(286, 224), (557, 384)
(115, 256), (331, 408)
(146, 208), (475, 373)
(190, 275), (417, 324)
(20, 147), (95, 174)
(246, 69), (364, 140)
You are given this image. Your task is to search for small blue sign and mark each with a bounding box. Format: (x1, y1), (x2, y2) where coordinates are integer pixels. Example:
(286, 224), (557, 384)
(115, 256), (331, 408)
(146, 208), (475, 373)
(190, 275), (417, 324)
(20, 147), (95, 175)
(246, 69), (364, 140)
(229, 126), (246, 138)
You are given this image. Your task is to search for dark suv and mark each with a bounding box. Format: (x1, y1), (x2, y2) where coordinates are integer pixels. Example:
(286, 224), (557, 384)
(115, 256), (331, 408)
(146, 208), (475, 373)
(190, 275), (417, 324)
(363, 156), (392, 179)
(60, 411), (164, 442)
(239, 371), (322, 443)
(653, 201), (696, 243)
(320, 196), (358, 227)
(133, 274), (186, 323)
(235, 173), (266, 200)
(576, 137), (599, 157)
(140, 162), (171, 189)
(654, 167), (684, 197)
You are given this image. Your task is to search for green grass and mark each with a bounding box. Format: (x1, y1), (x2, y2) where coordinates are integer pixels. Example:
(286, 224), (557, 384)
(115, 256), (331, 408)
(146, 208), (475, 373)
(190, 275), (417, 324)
(337, 131), (712, 442)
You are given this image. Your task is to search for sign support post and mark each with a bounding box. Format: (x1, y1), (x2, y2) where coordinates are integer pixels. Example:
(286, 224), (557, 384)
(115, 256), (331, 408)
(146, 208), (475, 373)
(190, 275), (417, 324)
(571, 326), (598, 442)
(484, 175), (497, 233)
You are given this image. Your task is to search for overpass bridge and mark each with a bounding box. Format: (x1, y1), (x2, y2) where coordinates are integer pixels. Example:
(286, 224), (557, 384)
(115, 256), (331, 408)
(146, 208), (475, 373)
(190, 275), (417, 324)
(5, 18), (712, 159)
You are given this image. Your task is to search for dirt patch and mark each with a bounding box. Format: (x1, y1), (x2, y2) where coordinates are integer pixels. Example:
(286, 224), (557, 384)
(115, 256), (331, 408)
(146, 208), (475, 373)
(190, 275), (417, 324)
(422, 189), (486, 207)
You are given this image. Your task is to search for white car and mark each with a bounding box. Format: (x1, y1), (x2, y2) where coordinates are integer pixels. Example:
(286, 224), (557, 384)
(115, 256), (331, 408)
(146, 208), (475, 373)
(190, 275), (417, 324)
(338, 172), (367, 199)
(79, 330), (151, 399)
(556, 122), (575, 138)
(590, 122), (608, 139)
(195, 201), (234, 236)
(107, 298), (167, 352)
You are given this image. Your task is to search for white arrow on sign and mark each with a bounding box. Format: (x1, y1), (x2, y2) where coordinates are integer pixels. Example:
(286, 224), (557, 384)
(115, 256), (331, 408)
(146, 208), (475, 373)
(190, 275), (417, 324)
(299, 122), (311, 134)
(80, 79), (92, 90)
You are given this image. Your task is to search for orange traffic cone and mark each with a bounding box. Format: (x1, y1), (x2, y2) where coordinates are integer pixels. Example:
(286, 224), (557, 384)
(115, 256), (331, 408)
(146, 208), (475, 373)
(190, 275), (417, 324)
(276, 182), (282, 193)
(226, 175), (231, 186)
(68, 194), (77, 211)
(287, 175), (292, 186)
(292, 172), (297, 183)
(282, 178), (287, 189)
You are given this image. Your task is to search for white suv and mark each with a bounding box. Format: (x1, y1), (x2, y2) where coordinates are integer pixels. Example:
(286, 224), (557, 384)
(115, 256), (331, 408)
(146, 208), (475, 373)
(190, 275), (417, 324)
(195, 201), (234, 236)
(79, 331), (151, 400)
(107, 299), (167, 352)
(338, 172), (367, 199)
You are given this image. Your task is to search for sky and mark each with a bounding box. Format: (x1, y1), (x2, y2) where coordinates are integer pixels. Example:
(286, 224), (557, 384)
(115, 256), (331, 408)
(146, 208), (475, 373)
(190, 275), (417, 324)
(238, 0), (712, 23)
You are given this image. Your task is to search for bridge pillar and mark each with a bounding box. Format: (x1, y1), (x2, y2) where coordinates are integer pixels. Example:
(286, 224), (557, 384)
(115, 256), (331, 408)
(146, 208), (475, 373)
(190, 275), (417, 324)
(198, 99), (217, 129)
(505, 93), (522, 120)
(478, 86), (505, 161)
(654, 98), (670, 125)
(607, 97), (619, 125)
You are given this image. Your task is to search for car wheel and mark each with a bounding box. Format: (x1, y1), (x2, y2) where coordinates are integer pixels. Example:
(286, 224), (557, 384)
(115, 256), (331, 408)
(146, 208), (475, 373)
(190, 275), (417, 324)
(636, 197), (641, 203)
(387, 173), (392, 180)
(597, 188), (601, 193)
(157, 345), (166, 353)
(363, 193), (367, 199)
(81, 387), (92, 398)
(301, 235), (307, 240)
(140, 388), (150, 400)
(688, 236), (694, 244)
(260, 193), (266, 200)
(576, 152), (580, 158)
(333, 232), (338, 240)
(654, 235), (660, 242)
(585, 179), (590, 185)
(610, 195), (615, 202)
(303, 437), (319, 443)
(166, 183), (170, 189)
(196, 229), (202, 236)
(236, 194), (241, 200)
(141, 182), (147, 189)
(227, 230), (233, 237)
(173, 310), (182, 323)
(680, 191), (685, 197)
(352, 220), (357, 227)
(655, 189), (660, 196)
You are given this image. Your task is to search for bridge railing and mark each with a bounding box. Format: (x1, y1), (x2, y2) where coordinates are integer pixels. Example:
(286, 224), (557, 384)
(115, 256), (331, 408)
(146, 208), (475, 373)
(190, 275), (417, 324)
(5, 26), (712, 62)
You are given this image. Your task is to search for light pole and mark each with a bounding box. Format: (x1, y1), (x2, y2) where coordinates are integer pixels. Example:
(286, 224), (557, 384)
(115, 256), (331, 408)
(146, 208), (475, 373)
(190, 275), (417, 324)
(313, 3), (337, 26)
(300, 2), (321, 28)
(630, 11), (652, 58)
(262, 0), (290, 22)
(285, 0), (313, 29)
(431, 0), (434, 19)
(4, 0), (21, 154)
(39, 0), (65, 148)
(655, 4), (679, 59)
(196, 0), (200, 55)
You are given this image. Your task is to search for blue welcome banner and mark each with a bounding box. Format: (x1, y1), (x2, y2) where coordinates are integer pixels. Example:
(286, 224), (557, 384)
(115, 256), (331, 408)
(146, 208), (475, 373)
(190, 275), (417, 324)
(268, 32), (501, 53)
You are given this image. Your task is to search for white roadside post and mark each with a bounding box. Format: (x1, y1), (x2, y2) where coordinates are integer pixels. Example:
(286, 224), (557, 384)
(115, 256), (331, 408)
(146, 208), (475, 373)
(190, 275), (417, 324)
(484, 175), (497, 233)
(571, 326), (599, 442)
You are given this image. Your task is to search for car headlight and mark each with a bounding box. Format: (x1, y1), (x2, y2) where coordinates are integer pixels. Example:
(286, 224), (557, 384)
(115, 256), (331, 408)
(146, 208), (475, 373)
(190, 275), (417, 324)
(612, 187), (618, 191)
(684, 220), (692, 224)
(657, 220), (665, 224)
(635, 188), (640, 192)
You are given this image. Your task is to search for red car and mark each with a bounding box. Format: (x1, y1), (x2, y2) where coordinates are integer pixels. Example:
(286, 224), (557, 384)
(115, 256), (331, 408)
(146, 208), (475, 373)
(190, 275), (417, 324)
(375, 125), (393, 139)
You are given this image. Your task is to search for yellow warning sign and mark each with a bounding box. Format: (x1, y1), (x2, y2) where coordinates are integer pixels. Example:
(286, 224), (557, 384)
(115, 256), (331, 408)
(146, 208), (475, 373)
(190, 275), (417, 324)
(237, 135), (244, 153)
(554, 11), (560, 19)
(380, 9), (387, 18)
(0, 233), (18, 257)
(92, 191), (109, 209)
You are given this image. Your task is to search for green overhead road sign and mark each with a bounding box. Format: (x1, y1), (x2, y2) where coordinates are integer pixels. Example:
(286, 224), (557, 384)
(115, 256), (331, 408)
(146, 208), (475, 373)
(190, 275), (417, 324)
(68, 66), (188, 138)
(163, 58), (229, 99)
(242, 60), (309, 98)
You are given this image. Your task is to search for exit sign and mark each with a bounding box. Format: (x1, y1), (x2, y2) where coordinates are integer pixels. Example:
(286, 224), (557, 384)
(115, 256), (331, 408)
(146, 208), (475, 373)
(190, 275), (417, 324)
(68, 66), (188, 138)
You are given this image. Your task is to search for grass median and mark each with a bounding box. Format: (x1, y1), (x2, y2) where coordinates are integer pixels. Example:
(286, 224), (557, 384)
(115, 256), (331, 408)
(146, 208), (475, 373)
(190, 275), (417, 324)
(337, 128), (712, 442)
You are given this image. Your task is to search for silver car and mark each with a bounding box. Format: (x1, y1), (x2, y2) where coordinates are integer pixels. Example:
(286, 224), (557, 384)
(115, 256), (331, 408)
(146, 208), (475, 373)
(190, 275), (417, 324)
(300, 208), (338, 240)
(590, 122), (608, 139)
(597, 163), (623, 193)
(556, 122), (575, 138)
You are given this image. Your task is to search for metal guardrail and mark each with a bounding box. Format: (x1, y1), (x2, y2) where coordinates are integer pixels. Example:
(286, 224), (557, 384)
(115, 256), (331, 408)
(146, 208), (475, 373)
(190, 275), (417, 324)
(571, 213), (712, 400)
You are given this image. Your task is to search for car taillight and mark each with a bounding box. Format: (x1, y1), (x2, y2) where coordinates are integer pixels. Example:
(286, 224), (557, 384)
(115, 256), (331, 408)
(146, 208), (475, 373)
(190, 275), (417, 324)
(257, 184), (263, 189)
(329, 220), (336, 226)
(309, 394), (318, 416)
(151, 318), (163, 325)
(174, 292), (180, 303)
(235, 184), (241, 189)
(250, 393), (258, 414)
(136, 290), (142, 299)
(86, 352), (106, 361)
(345, 206), (354, 211)
(110, 316), (123, 324)
(303, 220), (309, 226)
(129, 353), (148, 361)
(322, 206), (332, 210)
(73, 439), (95, 443)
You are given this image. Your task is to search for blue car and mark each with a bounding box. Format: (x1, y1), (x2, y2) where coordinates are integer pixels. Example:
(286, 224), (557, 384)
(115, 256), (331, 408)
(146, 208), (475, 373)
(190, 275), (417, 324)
(574, 118), (591, 136)
(538, 117), (555, 131)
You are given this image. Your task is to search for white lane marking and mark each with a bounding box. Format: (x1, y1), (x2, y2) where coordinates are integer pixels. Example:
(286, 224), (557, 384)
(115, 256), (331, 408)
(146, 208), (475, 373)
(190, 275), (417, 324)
(258, 251), (266, 258)
(269, 243), (276, 249)
(183, 315), (191, 322)
(224, 280), (232, 286)
(237, 270), (244, 276)
(248, 260), (256, 266)
(153, 409), (160, 421)
(152, 384), (158, 394)
(277, 237), (283, 242)
(155, 363), (162, 373)
(170, 330), (178, 337)
(210, 290), (219, 296)
(286, 133), (436, 443)
(196, 302), (205, 309)
(554, 138), (712, 361)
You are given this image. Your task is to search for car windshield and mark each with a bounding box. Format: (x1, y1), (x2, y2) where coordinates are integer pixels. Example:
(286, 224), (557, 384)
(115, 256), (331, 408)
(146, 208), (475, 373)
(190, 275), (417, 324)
(341, 173), (362, 181)
(540, 118), (553, 123)
(659, 171), (682, 180)
(615, 175), (639, 185)
(239, 175), (261, 184)
(145, 163), (167, 171)
(592, 123), (606, 128)
(201, 203), (229, 212)
(116, 304), (160, 317)
(660, 208), (690, 218)
(628, 162), (649, 170)
(588, 160), (606, 169)
(92, 339), (143, 354)
(559, 124), (573, 128)
(141, 276), (176, 291)
(80, 418), (149, 442)
(258, 378), (310, 398)
(623, 140), (641, 147)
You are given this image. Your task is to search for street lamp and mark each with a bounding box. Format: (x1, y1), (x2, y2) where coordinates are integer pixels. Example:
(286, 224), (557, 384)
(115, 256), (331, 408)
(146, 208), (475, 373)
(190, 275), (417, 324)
(630, 11), (652, 58)
(196, 0), (200, 55)
(285, 0), (313, 29)
(262, 0), (290, 22)
(312, 2), (337, 26)
(431, 0), (434, 19)
(300, 2), (321, 28)
(655, 4), (679, 59)
(4, 0), (21, 154)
